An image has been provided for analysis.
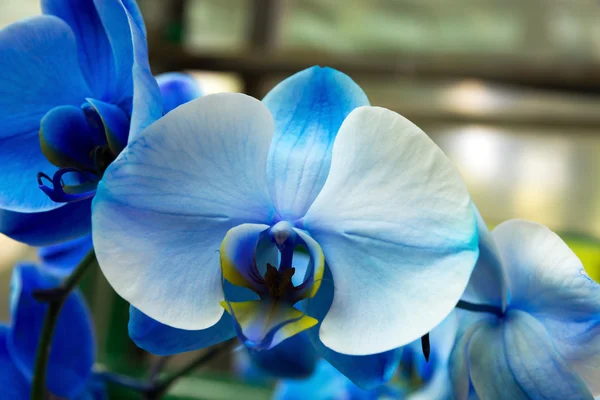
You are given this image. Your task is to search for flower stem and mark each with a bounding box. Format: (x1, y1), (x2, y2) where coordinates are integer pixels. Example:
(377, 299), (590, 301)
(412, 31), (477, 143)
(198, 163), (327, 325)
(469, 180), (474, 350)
(33, 249), (97, 302)
(30, 249), (97, 400)
(96, 371), (152, 392)
(149, 356), (172, 384)
(145, 340), (234, 399)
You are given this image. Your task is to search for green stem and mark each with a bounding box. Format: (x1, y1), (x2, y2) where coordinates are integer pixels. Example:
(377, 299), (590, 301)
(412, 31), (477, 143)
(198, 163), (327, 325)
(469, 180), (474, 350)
(149, 356), (171, 384)
(33, 250), (97, 302)
(146, 340), (234, 399)
(30, 249), (97, 400)
(30, 301), (63, 400)
(96, 371), (152, 392)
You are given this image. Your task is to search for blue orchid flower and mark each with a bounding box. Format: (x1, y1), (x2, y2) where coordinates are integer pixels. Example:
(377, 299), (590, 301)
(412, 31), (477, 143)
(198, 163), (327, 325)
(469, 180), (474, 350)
(273, 359), (385, 400)
(0, 0), (201, 246)
(450, 211), (600, 400)
(270, 313), (456, 400)
(157, 72), (204, 114)
(1, 264), (100, 399)
(93, 67), (478, 386)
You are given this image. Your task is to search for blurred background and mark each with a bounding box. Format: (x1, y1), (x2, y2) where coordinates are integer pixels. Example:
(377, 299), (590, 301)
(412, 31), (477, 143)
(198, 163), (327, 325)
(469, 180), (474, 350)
(1, 0), (600, 398)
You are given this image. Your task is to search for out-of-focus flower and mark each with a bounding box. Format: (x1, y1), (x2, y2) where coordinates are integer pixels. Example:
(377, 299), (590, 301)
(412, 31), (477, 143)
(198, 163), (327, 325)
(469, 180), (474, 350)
(273, 360), (382, 400)
(38, 234), (93, 277)
(0, 264), (100, 398)
(451, 211), (600, 399)
(272, 314), (457, 400)
(156, 72), (203, 114)
(395, 313), (456, 400)
(0, 0), (200, 246)
(94, 66), (477, 387)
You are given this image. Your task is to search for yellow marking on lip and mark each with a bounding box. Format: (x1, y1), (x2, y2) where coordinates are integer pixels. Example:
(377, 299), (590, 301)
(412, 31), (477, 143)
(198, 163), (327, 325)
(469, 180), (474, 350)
(295, 230), (325, 299)
(220, 230), (258, 290)
(221, 299), (317, 348)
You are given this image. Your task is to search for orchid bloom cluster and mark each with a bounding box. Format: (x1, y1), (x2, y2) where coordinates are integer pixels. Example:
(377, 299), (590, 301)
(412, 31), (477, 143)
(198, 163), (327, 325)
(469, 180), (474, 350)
(0, 0), (598, 399)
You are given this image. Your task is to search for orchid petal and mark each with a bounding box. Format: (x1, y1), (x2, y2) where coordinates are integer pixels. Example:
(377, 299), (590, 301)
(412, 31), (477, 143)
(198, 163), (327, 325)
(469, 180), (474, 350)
(450, 308), (503, 400)
(0, 199), (92, 246)
(75, 376), (107, 400)
(273, 360), (377, 400)
(303, 106), (478, 355)
(157, 72), (203, 114)
(491, 220), (600, 394)
(121, 3), (162, 139)
(467, 321), (529, 400)
(121, 0), (146, 37)
(0, 325), (29, 400)
(543, 317), (600, 395)
(85, 98), (130, 156)
(306, 266), (402, 390)
(461, 206), (508, 310)
(489, 221), (600, 394)
(8, 265), (94, 398)
(503, 310), (593, 400)
(41, 0), (115, 98)
(247, 333), (318, 379)
(93, 93), (275, 330)
(0, 15), (91, 213)
(38, 234), (93, 277)
(90, 0), (142, 108)
(492, 220), (600, 322)
(128, 306), (235, 356)
(263, 66), (369, 221)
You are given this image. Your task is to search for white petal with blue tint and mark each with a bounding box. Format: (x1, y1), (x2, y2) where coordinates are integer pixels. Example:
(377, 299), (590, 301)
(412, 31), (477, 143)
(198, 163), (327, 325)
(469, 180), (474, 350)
(305, 266), (402, 389)
(303, 106), (478, 355)
(0, 15), (91, 212)
(93, 93), (275, 330)
(263, 66), (369, 221)
(449, 315), (493, 400)
(503, 310), (594, 400)
(461, 206), (508, 310)
(544, 317), (600, 395)
(467, 321), (529, 400)
(492, 220), (600, 322)
(492, 220), (600, 394)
